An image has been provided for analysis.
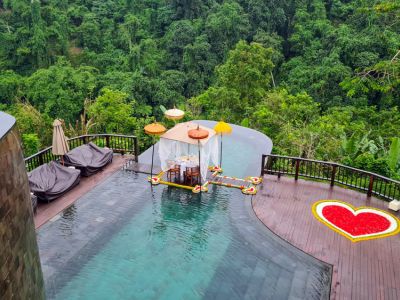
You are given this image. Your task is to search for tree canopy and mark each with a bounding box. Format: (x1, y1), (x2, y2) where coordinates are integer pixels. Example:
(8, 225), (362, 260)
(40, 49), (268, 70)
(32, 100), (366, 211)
(1, 0), (399, 178)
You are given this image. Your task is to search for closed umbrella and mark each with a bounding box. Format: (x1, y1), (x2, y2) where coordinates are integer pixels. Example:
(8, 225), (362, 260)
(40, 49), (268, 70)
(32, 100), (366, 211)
(213, 121), (232, 168)
(144, 122), (167, 180)
(52, 119), (69, 165)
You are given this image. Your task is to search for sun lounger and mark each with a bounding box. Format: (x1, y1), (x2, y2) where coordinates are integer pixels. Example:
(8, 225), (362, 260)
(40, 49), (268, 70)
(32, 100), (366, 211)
(63, 142), (113, 176)
(28, 161), (81, 202)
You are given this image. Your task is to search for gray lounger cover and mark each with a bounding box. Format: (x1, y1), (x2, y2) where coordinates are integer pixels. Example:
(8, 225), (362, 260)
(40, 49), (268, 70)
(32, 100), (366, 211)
(63, 142), (113, 176)
(28, 161), (81, 202)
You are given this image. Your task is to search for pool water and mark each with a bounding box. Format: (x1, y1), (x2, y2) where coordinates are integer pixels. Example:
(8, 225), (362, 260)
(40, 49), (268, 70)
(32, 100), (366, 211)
(37, 122), (331, 299)
(53, 177), (235, 299)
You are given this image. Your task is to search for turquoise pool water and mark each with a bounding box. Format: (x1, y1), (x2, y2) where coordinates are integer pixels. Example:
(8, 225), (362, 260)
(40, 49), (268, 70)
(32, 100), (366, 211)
(37, 122), (331, 299)
(52, 177), (235, 299)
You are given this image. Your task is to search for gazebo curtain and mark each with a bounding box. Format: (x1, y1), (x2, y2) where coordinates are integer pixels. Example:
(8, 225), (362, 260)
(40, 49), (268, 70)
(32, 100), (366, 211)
(159, 135), (219, 180)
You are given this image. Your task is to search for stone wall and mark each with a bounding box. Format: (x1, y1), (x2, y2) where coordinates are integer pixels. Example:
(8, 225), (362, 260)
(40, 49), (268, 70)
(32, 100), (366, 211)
(0, 114), (45, 299)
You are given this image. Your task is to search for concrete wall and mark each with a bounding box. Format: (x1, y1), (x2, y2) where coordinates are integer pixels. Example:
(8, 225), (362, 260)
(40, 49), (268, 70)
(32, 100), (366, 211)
(0, 112), (45, 299)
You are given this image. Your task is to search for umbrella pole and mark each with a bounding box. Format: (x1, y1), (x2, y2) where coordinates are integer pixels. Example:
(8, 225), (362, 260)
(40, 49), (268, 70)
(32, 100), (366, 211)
(198, 140), (201, 191)
(150, 140), (155, 181)
(220, 133), (223, 168)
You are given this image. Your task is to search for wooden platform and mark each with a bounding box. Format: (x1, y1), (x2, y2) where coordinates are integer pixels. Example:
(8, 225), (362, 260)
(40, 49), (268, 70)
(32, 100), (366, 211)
(253, 175), (400, 300)
(211, 174), (253, 188)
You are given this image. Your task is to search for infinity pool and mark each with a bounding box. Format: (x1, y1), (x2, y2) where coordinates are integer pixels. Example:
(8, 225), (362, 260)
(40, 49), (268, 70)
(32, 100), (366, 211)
(37, 122), (331, 299)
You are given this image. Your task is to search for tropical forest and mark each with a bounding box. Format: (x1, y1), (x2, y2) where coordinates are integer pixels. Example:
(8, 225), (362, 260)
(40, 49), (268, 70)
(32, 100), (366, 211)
(0, 0), (399, 178)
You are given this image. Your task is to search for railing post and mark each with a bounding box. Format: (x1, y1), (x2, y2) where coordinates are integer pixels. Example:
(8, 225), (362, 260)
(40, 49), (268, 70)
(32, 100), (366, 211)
(105, 135), (110, 148)
(261, 155), (266, 176)
(295, 159), (300, 180)
(331, 164), (337, 187)
(134, 137), (139, 162)
(38, 153), (44, 166)
(368, 175), (374, 197)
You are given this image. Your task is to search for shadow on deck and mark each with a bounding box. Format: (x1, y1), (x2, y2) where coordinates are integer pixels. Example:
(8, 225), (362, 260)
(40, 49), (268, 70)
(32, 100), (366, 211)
(253, 175), (400, 300)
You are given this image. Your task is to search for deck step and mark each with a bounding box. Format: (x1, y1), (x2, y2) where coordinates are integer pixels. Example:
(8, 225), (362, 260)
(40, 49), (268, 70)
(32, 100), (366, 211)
(124, 161), (162, 175)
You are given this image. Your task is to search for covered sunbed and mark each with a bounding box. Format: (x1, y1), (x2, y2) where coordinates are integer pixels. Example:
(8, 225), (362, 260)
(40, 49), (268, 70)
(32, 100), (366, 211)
(28, 161), (81, 202)
(63, 142), (113, 176)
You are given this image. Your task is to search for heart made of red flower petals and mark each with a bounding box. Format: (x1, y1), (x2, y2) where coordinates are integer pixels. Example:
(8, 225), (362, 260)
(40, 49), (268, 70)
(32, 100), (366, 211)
(312, 200), (400, 242)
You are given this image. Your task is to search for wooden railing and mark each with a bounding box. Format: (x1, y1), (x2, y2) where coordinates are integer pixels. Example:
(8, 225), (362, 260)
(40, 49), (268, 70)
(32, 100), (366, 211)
(261, 154), (400, 202)
(25, 134), (138, 172)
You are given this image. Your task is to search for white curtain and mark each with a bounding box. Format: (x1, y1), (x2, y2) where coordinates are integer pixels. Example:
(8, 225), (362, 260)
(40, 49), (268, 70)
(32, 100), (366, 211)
(159, 136), (219, 180)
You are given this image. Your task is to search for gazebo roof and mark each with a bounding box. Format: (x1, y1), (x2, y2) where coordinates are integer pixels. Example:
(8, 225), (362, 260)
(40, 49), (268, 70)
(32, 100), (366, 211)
(160, 122), (216, 145)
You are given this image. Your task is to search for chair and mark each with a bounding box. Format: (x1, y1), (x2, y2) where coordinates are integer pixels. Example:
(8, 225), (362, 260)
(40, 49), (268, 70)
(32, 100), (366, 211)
(185, 166), (200, 186)
(167, 164), (180, 182)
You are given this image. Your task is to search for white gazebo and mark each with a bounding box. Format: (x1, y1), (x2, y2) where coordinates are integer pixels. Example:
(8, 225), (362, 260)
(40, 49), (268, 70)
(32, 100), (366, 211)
(158, 122), (219, 181)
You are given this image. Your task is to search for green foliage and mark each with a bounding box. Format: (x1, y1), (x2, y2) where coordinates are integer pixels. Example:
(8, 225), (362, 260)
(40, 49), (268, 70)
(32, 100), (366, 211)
(387, 138), (400, 171)
(163, 20), (196, 68)
(0, 0), (399, 179)
(0, 70), (23, 104)
(353, 153), (392, 177)
(87, 89), (137, 134)
(25, 59), (97, 122)
(216, 41), (274, 103)
(240, 118), (249, 127)
(205, 2), (250, 59)
(341, 51), (400, 107)
(168, 0), (210, 19)
(31, 0), (48, 68)
(22, 133), (40, 157)
(188, 86), (241, 121)
(7, 101), (52, 147)
(189, 40), (274, 120)
(183, 34), (217, 96)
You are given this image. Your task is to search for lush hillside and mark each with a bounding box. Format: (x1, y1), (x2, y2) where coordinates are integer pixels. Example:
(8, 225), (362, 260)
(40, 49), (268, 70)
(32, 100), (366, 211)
(0, 0), (399, 178)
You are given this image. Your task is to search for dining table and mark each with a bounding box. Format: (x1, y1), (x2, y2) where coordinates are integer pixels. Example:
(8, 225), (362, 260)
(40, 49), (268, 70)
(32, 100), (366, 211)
(174, 155), (199, 179)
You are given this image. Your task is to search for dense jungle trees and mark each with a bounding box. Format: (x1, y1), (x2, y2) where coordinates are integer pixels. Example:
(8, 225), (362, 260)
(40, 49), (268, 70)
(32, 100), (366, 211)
(0, 0), (399, 177)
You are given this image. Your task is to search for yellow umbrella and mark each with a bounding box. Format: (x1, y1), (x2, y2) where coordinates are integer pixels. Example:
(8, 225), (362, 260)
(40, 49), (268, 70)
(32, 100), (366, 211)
(144, 122), (167, 179)
(213, 121), (232, 168)
(52, 119), (69, 165)
(164, 108), (185, 121)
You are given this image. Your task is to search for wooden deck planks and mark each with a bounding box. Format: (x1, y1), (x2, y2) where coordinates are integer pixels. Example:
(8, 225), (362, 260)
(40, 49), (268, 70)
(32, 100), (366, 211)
(253, 175), (400, 300)
(34, 155), (133, 229)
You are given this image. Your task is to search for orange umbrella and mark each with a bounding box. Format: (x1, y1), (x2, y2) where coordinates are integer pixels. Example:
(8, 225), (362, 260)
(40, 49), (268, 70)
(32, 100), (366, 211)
(144, 123), (167, 135)
(188, 127), (209, 140)
(144, 122), (166, 179)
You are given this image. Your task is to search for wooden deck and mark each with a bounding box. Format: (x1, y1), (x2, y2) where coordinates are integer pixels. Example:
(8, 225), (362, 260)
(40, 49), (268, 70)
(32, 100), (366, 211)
(253, 175), (400, 300)
(34, 155), (134, 229)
